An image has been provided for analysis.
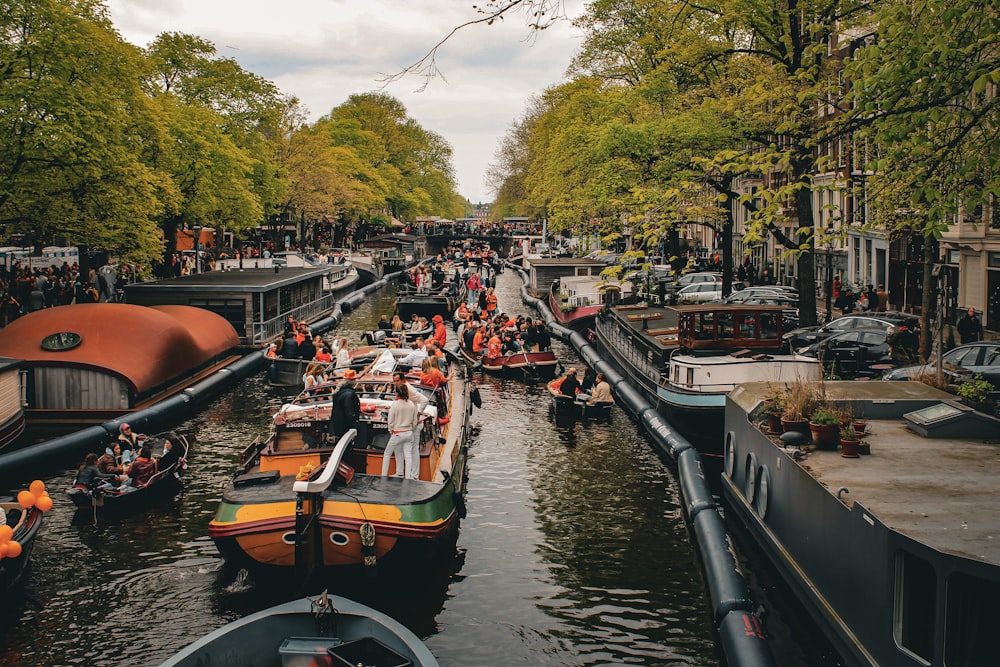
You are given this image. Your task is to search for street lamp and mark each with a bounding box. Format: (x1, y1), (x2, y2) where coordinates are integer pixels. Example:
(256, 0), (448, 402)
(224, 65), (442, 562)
(192, 225), (202, 274)
(824, 223), (835, 323)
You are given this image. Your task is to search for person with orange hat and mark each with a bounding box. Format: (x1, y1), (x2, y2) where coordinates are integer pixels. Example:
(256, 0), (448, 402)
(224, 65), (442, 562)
(431, 314), (448, 348)
(328, 369), (360, 442)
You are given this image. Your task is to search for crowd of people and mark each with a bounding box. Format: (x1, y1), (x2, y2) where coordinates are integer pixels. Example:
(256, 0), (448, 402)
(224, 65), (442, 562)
(73, 424), (186, 495)
(0, 260), (131, 325)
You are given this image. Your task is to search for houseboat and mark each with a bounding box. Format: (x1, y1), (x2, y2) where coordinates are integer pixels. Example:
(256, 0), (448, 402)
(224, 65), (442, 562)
(214, 251), (360, 297)
(593, 303), (803, 452)
(0, 305), (240, 426)
(723, 381), (1000, 667)
(0, 358), (25, 450)
(209, 351), (472, 571)
(124, 266), (335, 346)
(548, 274), (631, 330)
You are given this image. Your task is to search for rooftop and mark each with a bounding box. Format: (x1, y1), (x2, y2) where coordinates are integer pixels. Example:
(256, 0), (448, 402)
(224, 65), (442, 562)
(123, 267), (329, 292)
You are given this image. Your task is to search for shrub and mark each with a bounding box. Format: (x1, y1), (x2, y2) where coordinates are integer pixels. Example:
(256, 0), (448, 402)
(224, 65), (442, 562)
(957, 375), (995, 404)
(810, 410), (840, 426)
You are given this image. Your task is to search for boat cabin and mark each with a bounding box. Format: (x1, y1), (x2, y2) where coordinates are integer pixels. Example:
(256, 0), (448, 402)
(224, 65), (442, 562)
(675, 304), (786, 352)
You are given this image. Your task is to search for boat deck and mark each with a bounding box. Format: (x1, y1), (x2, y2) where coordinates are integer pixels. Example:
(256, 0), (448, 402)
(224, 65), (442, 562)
(226, 472), (442, 505)
(607, 304), (680, 347)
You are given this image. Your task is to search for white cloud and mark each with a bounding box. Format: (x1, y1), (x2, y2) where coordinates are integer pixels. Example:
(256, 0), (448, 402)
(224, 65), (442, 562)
(106, 0), (585, 204)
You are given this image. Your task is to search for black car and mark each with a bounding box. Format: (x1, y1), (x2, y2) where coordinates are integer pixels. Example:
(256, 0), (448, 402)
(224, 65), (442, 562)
(798, 328), (894, 379)
(883, 342), (1000, 385)
(783, 312), (920, 352)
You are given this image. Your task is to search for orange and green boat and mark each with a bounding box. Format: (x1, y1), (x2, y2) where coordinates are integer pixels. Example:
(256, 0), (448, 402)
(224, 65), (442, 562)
(209, 352), (473, 572)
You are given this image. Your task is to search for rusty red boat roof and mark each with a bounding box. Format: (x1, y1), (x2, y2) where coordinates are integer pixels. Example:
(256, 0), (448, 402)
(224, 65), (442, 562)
(0, 304), (239, 393)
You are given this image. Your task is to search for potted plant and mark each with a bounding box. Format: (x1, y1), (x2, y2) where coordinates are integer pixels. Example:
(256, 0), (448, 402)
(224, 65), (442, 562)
(957, 375), (995, 413)
(852, 418), (868, 437)
(780, 381), (818, 436)
(759, 397), (785, 435)
(809, 409), (841, 450)
(839, 424), (861, 458)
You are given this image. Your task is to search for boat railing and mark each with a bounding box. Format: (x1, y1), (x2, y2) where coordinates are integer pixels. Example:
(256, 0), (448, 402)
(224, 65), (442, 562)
(292, 429), (357, 494)
(237, 435), (264, 473)
(252, 294), (336, 344)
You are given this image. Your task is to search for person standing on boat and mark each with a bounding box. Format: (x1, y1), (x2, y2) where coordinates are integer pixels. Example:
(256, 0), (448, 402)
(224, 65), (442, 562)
(328, 369), (360, 443)
(431, 314), (448, 349)
(465, 272), (481, 309)
(383, 383), (417, 477)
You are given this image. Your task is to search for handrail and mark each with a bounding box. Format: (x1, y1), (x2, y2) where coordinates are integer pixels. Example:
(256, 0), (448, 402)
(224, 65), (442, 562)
(292, 429), (357, 493)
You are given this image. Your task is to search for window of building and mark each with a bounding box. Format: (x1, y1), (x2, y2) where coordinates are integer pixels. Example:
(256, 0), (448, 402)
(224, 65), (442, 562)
(893, 550), (936, 663)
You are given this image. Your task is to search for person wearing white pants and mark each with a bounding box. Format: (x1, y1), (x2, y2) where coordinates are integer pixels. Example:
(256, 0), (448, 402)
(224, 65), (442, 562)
(382, 383), (417, 477)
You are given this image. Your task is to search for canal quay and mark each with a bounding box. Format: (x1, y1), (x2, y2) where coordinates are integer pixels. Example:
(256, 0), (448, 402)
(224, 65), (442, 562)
(0, 270), (840, 667)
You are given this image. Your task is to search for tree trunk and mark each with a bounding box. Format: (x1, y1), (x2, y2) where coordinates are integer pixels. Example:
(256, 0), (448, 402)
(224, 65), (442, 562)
(721, 205), (734, 297)
(793, 184), (818, 326)
(919, 237), (936, 362)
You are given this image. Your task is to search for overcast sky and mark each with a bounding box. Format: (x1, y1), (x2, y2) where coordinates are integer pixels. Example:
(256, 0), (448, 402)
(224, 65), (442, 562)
(106, 0), (586, 205)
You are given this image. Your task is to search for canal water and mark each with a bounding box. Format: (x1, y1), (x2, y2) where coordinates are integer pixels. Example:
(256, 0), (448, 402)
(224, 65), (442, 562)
(0, 268), (837, 666)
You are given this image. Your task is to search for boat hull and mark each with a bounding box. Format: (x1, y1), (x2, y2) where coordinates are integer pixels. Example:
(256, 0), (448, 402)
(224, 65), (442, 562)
(0, 503), (43, 593)
(457, 343), (558, 379)
(548, 292), (601, 330)
(0, 409), (25, 452)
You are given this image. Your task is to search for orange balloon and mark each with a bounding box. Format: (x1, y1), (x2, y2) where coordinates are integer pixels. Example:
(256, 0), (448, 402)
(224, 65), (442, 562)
(0, 542), (8, 557)
(6, 540), (21, 558)
(0, 525), (11, 542)
(29, 480), (45, 496)
(35, 495), (53, 512)
(17, 490), (35, 509)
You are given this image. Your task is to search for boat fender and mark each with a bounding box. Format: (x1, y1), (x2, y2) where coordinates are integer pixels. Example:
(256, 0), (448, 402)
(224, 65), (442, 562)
(359, 521), (377, 567)
(677, 451), (716, 520)
(718, 610), (775, 667)
(452, 489), (467, 520)
(470, 386), (482, 409)
(437, 416), (450, 426)
(692, 510), (756, 621)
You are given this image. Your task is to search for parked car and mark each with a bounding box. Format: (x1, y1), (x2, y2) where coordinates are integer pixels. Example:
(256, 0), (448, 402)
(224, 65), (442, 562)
(724, 286), (799, 304)
(798, 328), (894, 379)
(782, 312), (920, 352)
(662, 272), (722, 304)
(882, 342), (1000, 385)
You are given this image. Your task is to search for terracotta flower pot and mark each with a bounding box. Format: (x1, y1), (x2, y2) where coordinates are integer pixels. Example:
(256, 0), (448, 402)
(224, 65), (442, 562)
(852, 420), (867, 436)
(810, 422), (840, 450)
(781, 417), (809, 436)
(840, 437), (861, 458)
(767, 413), (784, 434)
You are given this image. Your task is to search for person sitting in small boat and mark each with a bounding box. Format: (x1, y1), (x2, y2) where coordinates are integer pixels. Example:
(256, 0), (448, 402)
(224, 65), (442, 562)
(556, 368), (581, 398)
(589, 372), (614, 405)
(408, 314), (420, 330)
(425, 340), (445, 360)
(125, 445), (158, 489)
(486, 330), (503, 359)
(335, 338), (351, 369)
(454, 303), (470, 330)
(377, 314), (393, 330)
(303, 362), (327, 393)
(416, 316), (429, 332)
(117, 423), (143, 465)
(158, 435), (186, 472)
(264, 342), (278, 359)
(418, 356), (448, 390)
(297, 334), (316, 361)
(535, 320), (552, 352)
(472, 324), (487, 355)
(399, 339), (428, 368)
(97, 444), (126, 476)
(391, 314), (405, 331)
(74, 452), (121, 492)
(280, 331), (299, 359)
(313, 340), (332, 363)
(295, 320), (310, 344)
(580, 368), (597, 396)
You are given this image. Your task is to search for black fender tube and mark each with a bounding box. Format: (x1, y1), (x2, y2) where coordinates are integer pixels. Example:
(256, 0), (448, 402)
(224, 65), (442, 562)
(692, 509), (757, 622)
(509, 262), (776, 667)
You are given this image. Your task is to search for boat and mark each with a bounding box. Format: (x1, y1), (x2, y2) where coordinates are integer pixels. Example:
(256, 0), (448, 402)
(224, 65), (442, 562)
(548, 275), (631, 330)
(546, 379), (613, 420)
(157, 592), (439, 667)
(266, 337), (431, 388)
(359, 322), (434, 347)
(0, 357), (25, 451)
(0, 304), (241, 426)
(215, 251), (361, 297)
(210, 349), (472, 571)
(456, 337), (559, 379)
(394, 266), (466, 321)
(722, 381), (1000, 667)
(65, 433), (190, 511)
(593, 302), (805, 452)
(0, 494), (44, 592)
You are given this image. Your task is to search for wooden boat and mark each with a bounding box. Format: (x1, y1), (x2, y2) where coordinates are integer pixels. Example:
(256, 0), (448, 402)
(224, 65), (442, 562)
(266, 342), (430, 388)
(456, 338), (558, 379)
(546, 379), (613, 420)
(0, 304), (240, 426)
(359, 322), (434, 347)
(210, 350), (472, 571)
(0, 357), (25, 451)
(394, 283), (465, 321)
(65, 433), (190, 511)
(0, 500), (43, 592)
(158, 592), (439, 667)
(723, 381), (1000, 667)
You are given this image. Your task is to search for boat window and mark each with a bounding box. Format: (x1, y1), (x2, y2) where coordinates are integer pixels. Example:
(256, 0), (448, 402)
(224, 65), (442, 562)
(893, 550), (936, 663)
(717, 313), (734, 339)
(945, 573), (999, 667)
(738, 314), (757, 338)
(760, 313), (779, 339)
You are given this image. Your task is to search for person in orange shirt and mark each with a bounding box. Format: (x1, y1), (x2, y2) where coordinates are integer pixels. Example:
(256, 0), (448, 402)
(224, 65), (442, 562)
(472, 325), (487, 354)
(431, 314), (448, 348)
(485, 288), (498, 315)
(418, 356), (448, 389)
(487, 331), (502, 358)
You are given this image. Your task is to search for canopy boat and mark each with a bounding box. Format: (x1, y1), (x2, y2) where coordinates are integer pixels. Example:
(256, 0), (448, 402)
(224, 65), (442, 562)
(546, 379), (614, 420)
(157, 592), (439, 667)
(210, 350), (472, 572)
(65, 433), (190, 511)
(0, 500), (43, 593)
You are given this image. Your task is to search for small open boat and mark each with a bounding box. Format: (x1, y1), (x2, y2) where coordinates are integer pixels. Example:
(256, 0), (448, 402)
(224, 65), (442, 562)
(0, 500), (43, 592)
(456, 339), (558, 380)
(210, 349), (472, 572)
(65, 433), (190, 511)
(157, 592), (439, 666)
(359, 322), (433, 347)
(546, 379), (614, 420)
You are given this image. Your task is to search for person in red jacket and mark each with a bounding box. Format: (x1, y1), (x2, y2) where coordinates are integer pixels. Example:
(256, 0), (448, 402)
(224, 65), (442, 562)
(431, 314), (448, 349)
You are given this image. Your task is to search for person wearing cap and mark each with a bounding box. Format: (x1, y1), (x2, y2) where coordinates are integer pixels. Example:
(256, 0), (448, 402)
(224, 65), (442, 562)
(431, 314), (448, 349)
(328, 369), (360, 443)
